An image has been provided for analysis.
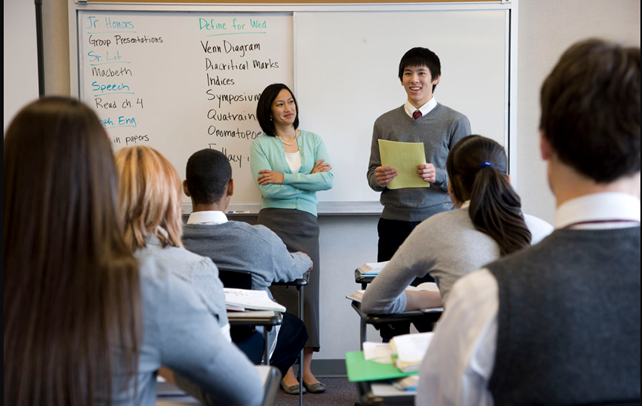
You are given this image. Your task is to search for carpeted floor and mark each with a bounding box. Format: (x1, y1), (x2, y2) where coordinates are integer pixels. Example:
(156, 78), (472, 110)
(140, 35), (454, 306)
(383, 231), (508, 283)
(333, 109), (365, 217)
(274, 377), (360, 406)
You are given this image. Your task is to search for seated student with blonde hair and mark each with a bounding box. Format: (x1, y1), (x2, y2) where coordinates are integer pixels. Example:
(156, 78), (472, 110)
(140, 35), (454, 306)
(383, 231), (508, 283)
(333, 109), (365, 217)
(4, 97), (263, 406)
(362, 135), (553, 321)
(115, 145), (269, 370)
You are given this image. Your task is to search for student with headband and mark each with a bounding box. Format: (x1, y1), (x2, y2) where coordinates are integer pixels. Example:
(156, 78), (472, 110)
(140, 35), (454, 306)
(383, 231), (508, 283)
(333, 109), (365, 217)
(361, 135), (553, 320)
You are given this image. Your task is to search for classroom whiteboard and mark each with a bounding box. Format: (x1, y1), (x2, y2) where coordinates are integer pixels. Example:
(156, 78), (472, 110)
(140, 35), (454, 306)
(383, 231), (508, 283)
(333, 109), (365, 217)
(77, 11), (292, 208)
(295, 10), (507, 204)
(71, 3), (514, 214)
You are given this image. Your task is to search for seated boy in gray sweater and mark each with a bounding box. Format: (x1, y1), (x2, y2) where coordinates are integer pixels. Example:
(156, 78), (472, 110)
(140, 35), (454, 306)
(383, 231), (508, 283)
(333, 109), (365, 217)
(182, 148), (312, 394)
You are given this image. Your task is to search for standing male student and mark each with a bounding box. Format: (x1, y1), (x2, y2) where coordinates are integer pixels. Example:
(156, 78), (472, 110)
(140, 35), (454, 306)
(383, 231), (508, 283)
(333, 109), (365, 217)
(367, 47), (471, 340)
(417, 38), (640, 405)
(368, 46), (471, 261)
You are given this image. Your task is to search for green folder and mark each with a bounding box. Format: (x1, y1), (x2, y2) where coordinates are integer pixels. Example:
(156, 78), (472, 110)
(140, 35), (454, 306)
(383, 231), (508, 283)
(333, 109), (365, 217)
(345, 351), (418, 382)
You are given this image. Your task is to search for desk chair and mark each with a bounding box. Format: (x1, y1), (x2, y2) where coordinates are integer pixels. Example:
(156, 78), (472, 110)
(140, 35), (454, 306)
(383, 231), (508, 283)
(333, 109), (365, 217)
(351, 301), (442, 350)
(272, 272), (308, 406)
(218, 269), (282, 366)
(155, 365), (282, 406)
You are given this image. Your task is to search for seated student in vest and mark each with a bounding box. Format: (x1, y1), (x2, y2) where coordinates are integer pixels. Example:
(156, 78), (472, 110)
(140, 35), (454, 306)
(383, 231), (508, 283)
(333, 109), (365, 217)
(361, 135), (553, 318)
(182, 148), (312, 395)
(416, 38), (640, 406)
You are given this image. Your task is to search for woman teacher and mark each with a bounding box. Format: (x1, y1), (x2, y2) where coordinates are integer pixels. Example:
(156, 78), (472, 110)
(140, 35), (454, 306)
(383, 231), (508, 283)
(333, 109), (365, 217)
(251, 83), (333, 394)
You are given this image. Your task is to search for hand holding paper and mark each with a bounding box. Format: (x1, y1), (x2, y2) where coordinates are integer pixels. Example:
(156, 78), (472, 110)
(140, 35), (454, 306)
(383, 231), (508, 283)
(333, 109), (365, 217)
(378, 139), (430, 189)
(417, 163), (436, 183)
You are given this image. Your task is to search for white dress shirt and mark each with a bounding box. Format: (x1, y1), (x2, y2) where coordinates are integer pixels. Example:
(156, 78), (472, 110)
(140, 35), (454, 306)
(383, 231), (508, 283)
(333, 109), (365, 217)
(187, 210), (228, 225)
(405, 97), (437, 119)
(416, 192), (641, 406)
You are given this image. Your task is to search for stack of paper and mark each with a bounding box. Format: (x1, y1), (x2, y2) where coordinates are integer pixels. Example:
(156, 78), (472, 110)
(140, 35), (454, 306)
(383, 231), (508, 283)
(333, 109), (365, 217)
(346, 283), (443, 308)
(357, 261), (389, 276)
(224, 288), (286, 312)
(389, 332), (434, 373)
(391, 375), (419, 391)
(346, 290), (365, 302)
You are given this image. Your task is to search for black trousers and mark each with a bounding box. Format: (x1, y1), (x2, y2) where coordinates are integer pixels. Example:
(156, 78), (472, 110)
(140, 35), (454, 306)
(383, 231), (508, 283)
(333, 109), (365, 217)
(233, 312), (308, 377)
(376, 218), (435, 342)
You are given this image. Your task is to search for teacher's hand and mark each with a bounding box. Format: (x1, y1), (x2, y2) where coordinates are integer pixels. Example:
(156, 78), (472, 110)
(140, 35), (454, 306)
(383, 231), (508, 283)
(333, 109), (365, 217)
(311, 159), (332, 174)
(417, 163), (436, 183)
(257, 170), (284, 185)
(375, 166), (397, 186)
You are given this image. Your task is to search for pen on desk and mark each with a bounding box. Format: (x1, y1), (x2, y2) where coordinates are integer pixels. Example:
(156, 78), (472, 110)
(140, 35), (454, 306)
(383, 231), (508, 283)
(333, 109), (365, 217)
(227, 210), (251, 214)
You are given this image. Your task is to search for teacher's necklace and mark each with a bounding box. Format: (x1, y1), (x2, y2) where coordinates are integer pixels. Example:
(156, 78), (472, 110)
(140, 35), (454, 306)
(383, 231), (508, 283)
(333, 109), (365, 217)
(277, 129), (298, 146)
(278, 136), (297, 146)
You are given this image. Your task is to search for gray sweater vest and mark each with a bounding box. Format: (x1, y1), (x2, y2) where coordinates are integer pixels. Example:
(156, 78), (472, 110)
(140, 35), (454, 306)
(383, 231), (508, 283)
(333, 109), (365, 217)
(487, 227), (641, 405)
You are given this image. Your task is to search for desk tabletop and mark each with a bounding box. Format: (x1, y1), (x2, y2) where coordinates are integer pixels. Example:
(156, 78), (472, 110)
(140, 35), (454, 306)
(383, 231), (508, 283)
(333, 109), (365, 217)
(227, 310), (283, 326)
(351, 301), (442, 325)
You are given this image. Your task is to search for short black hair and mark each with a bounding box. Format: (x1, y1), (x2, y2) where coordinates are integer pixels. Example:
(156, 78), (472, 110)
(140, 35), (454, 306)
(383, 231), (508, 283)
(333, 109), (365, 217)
(398, 47), (441, 93)
(540, 38), (640, 183)
(185, 149), (232, 205)
(256, 83), (300, 136)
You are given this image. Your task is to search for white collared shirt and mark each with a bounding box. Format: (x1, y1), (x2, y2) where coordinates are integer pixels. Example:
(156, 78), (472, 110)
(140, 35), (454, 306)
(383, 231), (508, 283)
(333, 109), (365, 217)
(187, 210), (228, 226)
(405, 97), (437, 119)
(416, 192), (641, 406)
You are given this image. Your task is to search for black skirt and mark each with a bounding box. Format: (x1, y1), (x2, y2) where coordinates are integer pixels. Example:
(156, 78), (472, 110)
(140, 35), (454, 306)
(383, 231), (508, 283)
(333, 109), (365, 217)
(258, 208), (321, 350)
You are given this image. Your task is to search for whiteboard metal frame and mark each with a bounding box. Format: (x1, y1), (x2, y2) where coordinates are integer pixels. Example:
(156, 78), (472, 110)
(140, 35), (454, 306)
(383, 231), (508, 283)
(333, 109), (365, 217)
(69, 0), (518, 215)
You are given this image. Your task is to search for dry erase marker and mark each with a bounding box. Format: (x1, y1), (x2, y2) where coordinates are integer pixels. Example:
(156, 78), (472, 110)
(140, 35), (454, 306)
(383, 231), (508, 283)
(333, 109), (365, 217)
(227, 210), (251, 214)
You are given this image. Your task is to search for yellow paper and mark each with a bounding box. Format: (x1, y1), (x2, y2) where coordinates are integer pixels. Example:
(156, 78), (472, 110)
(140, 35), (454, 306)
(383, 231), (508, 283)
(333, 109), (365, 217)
(378, 139), (430, 189)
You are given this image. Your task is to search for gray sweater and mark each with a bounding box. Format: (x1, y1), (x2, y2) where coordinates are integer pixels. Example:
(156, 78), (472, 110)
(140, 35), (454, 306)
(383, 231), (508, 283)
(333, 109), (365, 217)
(487, 227), (641, 405)
(108, 252), (263, 406)
(135, 236), (228, 329)
(361, 207), (553, 314)
(367, 104), (471, 222)
(182, 220), (312, 353)
(182, 221), (312, 294)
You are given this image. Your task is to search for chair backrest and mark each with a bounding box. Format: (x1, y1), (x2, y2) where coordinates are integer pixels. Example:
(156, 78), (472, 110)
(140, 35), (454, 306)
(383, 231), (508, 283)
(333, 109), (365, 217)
(260, 365), (282, 406)
(217, 268), (253, 290)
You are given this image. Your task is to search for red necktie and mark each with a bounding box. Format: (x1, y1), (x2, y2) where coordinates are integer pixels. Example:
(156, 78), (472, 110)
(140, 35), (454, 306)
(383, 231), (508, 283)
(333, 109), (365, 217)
(413, 110), (422, 120)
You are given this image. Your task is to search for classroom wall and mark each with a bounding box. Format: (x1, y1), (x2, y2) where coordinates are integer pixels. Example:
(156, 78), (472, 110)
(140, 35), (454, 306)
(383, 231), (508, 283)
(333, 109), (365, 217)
(24, 0), (642, 366)
(4, 0), (39, 131)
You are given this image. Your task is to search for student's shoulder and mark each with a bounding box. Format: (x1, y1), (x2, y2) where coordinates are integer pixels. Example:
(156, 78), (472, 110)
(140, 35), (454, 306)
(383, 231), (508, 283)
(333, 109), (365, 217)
(414, 208), (470, 235)
(136, 251), (189, 295)
(137, 244), (215, 278)
(228, 220), (277, 241)
(434, 103), (470, 125)
(374, 105), (406, 125)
